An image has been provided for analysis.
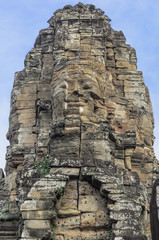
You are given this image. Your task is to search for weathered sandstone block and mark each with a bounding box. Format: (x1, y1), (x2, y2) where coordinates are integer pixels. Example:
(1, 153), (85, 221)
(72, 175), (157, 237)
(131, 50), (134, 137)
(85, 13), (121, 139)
(0, 2), (159, 240)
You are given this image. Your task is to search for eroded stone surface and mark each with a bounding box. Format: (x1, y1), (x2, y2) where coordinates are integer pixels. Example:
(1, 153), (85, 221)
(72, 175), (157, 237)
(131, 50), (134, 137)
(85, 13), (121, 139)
(0, 2), (159, 240)
(54, 180), (109, 238)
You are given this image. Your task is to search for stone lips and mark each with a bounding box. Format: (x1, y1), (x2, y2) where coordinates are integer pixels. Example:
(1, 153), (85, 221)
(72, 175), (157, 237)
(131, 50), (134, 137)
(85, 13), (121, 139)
(0, 2), (159, 240)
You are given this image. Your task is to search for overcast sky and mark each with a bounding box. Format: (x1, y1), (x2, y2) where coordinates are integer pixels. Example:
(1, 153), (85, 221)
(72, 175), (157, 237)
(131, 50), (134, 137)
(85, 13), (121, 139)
(0, 0), (159, 170)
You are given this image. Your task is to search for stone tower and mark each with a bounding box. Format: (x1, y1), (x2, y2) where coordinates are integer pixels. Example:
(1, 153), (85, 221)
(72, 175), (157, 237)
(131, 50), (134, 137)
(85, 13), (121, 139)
(0, 3), (158, 240)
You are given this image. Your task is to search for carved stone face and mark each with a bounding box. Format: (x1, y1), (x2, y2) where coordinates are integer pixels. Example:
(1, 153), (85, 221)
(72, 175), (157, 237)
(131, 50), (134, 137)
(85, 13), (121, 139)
(49, 22), (114, 165)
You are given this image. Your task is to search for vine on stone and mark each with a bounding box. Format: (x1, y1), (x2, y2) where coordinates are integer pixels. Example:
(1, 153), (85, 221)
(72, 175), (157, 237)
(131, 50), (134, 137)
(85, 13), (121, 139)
(35, 157), (52, 177)
(50, 223), (57, 240)
(56, 187), (64, 204)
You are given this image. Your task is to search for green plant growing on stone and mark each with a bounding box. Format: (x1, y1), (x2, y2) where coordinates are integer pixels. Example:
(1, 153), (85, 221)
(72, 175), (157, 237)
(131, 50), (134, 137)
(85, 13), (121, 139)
(56, 187), (64, 204)
(106, 224), (113, 240)
(108, 228), (113, 240)
(1, 208), (9, 214)
(50, 223), (57, 240)
(88, 171), (96, 175)
(35, 157), (52, 177)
